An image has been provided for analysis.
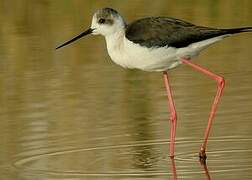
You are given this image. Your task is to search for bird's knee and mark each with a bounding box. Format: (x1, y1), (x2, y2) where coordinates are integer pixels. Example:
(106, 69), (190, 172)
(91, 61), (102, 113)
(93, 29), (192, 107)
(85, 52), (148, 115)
(217, 76), (225, 88)
(170, 113), (177, 122)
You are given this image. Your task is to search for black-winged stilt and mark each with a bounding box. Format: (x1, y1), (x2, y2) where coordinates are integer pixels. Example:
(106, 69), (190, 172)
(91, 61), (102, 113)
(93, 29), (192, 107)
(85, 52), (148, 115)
(56, 8), (252, 161)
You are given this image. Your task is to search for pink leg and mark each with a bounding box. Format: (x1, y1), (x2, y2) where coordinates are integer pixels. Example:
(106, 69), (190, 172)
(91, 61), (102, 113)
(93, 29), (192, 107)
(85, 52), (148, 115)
(181, 58), (225, 160)
(163, 71), (177, 158)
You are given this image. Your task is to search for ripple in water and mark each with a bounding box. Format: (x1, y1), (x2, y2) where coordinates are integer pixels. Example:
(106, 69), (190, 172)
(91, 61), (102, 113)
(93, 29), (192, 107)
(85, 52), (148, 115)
(12, 136), (252, 178)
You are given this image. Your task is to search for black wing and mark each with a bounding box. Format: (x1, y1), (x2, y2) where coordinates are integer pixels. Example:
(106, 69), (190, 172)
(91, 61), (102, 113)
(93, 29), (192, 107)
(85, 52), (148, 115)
(125, 17), (252, 48)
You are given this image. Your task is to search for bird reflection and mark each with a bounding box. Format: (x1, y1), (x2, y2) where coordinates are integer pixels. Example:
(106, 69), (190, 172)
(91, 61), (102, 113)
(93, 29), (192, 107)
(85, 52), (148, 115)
(170, 157), (212, 180)
(170, 157), (177, 180)
(200, 160), (211, 180)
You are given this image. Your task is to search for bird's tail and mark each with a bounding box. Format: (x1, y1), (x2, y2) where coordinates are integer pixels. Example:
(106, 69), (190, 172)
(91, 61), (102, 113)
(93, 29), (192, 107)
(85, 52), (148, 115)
(223, 27), (252, 34)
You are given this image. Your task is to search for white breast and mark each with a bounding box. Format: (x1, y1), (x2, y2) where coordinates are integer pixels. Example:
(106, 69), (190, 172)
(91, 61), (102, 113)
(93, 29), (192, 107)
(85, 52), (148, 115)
(105, 32), (228, 72)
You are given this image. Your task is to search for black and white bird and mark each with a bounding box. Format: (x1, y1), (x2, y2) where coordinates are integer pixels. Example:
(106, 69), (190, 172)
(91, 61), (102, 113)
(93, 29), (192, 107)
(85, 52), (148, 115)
(56, 8), (252, 161)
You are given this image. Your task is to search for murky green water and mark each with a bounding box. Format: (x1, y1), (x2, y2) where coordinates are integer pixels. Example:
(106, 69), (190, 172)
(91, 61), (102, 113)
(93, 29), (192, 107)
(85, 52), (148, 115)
(1, 1), (252, 179)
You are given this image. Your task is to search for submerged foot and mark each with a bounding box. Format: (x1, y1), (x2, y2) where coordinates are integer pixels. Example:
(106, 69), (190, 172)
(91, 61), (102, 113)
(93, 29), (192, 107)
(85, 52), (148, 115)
(199, 147), (207, 164)
(170, 155), (175, 159)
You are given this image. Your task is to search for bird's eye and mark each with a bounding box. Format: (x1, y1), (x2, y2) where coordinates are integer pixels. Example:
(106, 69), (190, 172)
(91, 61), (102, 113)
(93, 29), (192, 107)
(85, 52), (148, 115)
(98, 18), (106, 24)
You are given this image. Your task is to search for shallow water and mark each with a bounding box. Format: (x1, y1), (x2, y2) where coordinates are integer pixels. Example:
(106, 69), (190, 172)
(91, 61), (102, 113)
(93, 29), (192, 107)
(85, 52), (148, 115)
(1, 1), (252, 179)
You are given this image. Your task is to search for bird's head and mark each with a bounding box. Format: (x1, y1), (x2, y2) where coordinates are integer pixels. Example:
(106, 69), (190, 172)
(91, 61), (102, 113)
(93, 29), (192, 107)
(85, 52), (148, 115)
(91, 8), (126, 36)
(56, 8), (125, 49)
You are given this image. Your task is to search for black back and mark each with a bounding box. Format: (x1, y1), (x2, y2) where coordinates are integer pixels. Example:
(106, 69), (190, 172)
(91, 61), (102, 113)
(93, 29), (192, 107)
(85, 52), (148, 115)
(125, 17), (252, 48)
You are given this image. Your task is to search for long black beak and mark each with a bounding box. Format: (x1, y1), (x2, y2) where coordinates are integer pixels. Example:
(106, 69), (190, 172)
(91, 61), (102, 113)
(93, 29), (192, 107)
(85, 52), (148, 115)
(56, 28), (94, 50)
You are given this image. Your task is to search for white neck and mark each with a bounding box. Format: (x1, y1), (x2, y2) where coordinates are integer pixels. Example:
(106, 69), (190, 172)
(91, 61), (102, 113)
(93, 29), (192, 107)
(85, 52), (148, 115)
(104, 28), (130, 68)
(105, 28), (125, 52)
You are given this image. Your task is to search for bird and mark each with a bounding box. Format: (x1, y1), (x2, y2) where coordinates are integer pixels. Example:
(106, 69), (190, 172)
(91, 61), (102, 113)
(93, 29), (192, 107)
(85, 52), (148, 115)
(56, 7), (252, 161)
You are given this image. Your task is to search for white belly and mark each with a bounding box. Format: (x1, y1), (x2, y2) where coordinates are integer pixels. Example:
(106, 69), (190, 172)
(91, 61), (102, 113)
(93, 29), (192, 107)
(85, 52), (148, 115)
(105, 33), (228, 72)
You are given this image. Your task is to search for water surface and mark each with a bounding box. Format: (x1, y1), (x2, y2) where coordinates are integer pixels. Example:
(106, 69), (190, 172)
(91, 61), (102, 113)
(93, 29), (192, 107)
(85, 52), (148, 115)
(1, 1), (252, 179)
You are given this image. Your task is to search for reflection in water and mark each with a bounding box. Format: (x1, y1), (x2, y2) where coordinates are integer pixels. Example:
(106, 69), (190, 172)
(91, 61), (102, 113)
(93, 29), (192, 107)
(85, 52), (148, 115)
(170, 158), (212, 180)
(201, 161), (211, 180)
(0, 0), (252, 180)
(125, 71), (157, 170)
(171, 158), (177, 180)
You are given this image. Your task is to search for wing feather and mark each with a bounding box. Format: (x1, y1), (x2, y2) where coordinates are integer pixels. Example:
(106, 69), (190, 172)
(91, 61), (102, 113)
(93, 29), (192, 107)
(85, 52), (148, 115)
(125, 17), (234, 48)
